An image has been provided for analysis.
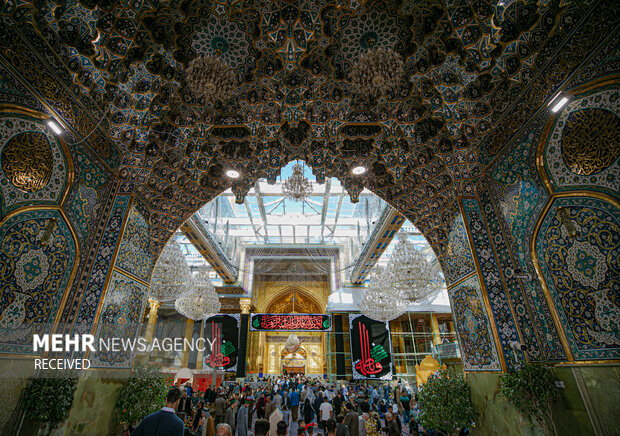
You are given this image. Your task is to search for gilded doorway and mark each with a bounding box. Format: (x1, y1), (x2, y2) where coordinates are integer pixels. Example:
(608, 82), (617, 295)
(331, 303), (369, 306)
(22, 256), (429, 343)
(250, 282), (328, 375)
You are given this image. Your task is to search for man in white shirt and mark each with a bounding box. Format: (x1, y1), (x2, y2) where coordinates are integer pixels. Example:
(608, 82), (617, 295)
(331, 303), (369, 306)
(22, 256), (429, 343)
(319, 397), (333, 432)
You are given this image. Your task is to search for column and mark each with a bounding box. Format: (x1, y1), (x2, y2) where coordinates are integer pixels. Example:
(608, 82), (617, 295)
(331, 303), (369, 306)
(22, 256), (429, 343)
(181, 318), (194, 368)
(196, 321), (205, 370)
(237, 298), (251, 378)
(430, 313), (441, 346)
(334, 314), (346, 379)
(390, 318), (406, 375)
(144, 298), (161, 343)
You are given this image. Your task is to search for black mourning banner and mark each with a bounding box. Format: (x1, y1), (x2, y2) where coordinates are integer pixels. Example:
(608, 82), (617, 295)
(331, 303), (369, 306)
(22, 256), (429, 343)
(349, 314), (393, 380)
(203, 314), (239, 372)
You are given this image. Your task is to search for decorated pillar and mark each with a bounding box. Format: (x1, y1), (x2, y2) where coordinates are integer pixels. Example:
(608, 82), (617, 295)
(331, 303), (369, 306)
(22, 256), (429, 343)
(237, 298), (251, 378)
(196, 321), (205, 370)
(430, 314), (441, 346)
(144, 298), (161, 343)
(181, 318), (194, 368)
(333, 314), (346, 379)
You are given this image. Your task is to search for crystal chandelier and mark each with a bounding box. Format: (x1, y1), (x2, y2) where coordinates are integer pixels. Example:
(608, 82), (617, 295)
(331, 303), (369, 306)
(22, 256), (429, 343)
(149, 239), (192, 302)
(386, 233), (442, 302)
(174, 272), (221, 320)
(185, 55), (237, 105)
(282, 162), (313, 202)
(359, 268), (406, 322)
(284, 333), (301, 353)
(349, 48), (405, 97)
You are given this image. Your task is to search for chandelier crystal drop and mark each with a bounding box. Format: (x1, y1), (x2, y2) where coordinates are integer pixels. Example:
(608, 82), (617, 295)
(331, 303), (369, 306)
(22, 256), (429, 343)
(282, 162), (313, 202)
(386, 233), (442, 302)
(149, 239), (192, 302)
(174, 272), (221, 320)
(359, 268), (407, 322)
(185, 55), (238, 105)
(349, 48), (405, 97)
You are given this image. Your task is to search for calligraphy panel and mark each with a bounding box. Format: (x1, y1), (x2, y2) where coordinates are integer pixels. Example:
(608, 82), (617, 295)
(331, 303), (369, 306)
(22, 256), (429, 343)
(250, 313), (331, 331)
(203, 314), (239, 372)
(349, 314), (393, 380)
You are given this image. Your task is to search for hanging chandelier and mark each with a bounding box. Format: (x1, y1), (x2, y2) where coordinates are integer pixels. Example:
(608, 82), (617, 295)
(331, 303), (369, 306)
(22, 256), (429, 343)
(386, 233), (442, 303)
(149, 239), (193, 302)
(282, 162), (313, 202)
(185, 55), (237, 105)
(349, 48), (405, 97)
(359, 268), (406, 322)
(174, 271), (221, 320)
(284, 333), (301, 353)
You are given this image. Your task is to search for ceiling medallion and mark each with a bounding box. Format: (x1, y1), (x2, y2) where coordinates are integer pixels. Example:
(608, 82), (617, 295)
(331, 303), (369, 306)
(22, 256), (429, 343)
(175, 271), (221, 321)
(149, 239), (192, 302)
(282, 161), (313, 202)
(185, 55), (238, 105)
(349, 48), (405, 97)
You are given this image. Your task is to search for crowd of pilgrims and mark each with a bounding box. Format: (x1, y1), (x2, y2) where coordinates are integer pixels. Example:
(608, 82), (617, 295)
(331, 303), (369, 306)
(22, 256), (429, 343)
(168, 375), (447, 436)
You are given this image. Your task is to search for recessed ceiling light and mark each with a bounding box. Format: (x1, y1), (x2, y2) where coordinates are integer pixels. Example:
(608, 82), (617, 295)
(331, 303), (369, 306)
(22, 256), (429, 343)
(226, 169), (240, 179)
(352, 166), (366, 175)
(46, 119), (63, 135)
(548, 93), (569, 113)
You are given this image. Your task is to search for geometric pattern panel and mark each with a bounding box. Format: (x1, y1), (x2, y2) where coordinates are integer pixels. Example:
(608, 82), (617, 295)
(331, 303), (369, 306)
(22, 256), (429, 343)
(0, 209), (76, 354)
(0, 112), (69, 216)
(542, 87), (620, 198)
(447, 274), (501, 372)
(485, 120), (566, 362)
(89, 269), (148, 368)
(65, 147), (111, 244)
(535, 196), (620, 360)
(461, 197), (521, 370)
(437, 210), (476, 287)
(73, 194), (130, 330)
(115, 201), (152, 282)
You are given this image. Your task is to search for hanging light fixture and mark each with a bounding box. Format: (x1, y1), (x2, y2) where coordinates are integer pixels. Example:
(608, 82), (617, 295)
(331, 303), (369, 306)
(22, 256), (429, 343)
(284, 333), (301, 353)
(359, 268), (407, 322)
(282, 161), (313, 202)
(175, 271), (221, 320)
(185, 55), (238, 105)
(349, 48), (405, 97)
(149, 239), (192, 302)
(386, 233), (442, 303)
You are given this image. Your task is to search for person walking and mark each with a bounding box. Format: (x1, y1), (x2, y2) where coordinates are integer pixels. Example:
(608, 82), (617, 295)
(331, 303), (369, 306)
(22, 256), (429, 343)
(215, 393), (227, 425)
(132, 387), (184, 436)
(382, 413), (399, 436)
(344, 403), (359, 436)
(225, 400), (238, 435)
(290, 388), (300, 421)
(319, 397), (333, 431)
(236, 399), (250, 436)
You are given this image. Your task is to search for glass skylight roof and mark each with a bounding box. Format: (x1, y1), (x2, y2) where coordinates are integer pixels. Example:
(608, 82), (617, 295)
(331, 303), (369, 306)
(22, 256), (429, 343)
(179, 161), (386, 264)
(178, 162), (442, 292)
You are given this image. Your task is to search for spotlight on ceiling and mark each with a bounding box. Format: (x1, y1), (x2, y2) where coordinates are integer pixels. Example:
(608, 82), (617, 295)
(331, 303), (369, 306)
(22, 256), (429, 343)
(352, 166), (367, 175)
(548, 92), (569, 113)
(226, 169), (240, 179)
(46, 119), (63, 135)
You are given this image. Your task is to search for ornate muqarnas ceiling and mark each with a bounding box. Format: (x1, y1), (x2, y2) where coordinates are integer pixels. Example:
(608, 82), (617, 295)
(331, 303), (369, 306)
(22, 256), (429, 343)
(5, 0), (595, 252)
